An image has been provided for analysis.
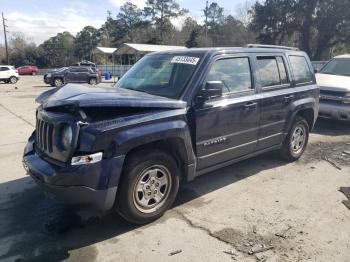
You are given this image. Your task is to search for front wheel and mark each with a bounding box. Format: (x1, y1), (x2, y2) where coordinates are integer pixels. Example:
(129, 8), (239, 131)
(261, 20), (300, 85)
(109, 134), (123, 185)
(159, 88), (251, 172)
(54, 78), (63, 87)
(279, 116), (309, 161)
(116, 150), (180, 224)
(9, 76), (18, 84)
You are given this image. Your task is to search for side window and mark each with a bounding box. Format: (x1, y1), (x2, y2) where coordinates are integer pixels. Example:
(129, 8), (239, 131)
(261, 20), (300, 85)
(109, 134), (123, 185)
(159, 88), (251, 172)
(77, 68), (88, 72)
(289, 55), (313, 84)
(206, 57), (252, 94)
(0, 67), (9, 71)
(257, 56), (289, 87)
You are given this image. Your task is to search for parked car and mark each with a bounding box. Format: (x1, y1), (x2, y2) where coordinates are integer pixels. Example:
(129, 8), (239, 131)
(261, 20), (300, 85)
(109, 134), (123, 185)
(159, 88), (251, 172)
(316, 55), (350, 121)
(23, 45), (319, 224)
(0, 65), (19, 84)
(43, 66), (101, 87)
(17, 65), (39, 75)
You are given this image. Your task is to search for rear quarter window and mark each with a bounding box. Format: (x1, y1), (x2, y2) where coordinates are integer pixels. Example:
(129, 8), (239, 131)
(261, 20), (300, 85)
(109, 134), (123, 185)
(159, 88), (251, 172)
(289, 55), (313, 84)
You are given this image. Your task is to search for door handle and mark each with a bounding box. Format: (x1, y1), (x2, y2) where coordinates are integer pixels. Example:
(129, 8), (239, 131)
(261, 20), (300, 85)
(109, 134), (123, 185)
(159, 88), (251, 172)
(243, 102), (257, 110)
(284, 95), (295, 102)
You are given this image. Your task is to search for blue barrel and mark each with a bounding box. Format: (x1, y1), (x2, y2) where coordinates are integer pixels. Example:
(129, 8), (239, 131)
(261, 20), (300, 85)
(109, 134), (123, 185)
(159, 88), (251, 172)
(104, 72), (110, 80)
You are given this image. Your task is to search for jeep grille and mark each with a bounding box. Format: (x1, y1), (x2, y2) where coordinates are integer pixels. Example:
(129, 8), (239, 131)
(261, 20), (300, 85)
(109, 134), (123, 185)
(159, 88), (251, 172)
(36, 118), (54, 153)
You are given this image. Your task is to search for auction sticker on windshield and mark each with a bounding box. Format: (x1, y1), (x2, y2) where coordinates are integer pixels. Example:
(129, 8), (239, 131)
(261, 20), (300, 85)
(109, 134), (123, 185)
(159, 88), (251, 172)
(171, 56), (200, 65)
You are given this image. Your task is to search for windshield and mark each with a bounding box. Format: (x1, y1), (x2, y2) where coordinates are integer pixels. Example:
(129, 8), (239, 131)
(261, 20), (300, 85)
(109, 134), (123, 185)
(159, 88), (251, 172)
(320, 58), (350, 76)
(115, 54), (202, 99)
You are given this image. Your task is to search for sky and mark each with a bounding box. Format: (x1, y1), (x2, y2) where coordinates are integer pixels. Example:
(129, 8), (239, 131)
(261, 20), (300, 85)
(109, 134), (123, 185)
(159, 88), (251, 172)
(0, 0), (251, 45)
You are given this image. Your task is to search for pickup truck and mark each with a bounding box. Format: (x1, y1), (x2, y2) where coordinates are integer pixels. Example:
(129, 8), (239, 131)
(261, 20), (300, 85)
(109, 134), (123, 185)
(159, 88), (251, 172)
(23, 46), (319, 224)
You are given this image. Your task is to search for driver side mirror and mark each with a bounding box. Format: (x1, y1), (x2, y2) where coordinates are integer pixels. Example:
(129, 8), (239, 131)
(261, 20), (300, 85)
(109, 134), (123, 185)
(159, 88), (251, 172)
(198, 81), (223, 103)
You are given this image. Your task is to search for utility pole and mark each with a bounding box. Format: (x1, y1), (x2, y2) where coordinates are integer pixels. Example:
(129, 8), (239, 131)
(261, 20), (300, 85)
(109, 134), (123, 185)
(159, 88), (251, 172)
(2, 12), (9, 65)
(2, 12), (9, 64)
(204, 1), (209, 43)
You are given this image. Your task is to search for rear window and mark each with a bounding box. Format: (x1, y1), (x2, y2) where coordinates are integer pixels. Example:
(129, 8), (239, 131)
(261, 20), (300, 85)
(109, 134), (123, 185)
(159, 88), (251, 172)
(256, 56), (289, 87)
(289, 55), (313, 84)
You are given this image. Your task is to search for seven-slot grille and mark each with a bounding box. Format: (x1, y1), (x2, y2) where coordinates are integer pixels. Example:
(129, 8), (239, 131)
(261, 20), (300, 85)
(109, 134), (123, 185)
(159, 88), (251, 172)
(36, 118), (54, 153)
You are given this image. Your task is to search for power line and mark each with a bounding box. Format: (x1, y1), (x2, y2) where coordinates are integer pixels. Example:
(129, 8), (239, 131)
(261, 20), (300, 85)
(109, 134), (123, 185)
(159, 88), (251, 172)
(2, 12), (9, 64)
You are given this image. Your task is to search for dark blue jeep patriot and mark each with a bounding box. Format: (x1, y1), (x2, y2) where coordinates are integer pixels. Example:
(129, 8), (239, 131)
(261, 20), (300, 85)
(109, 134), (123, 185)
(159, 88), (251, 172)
(23, 45), (319, 224)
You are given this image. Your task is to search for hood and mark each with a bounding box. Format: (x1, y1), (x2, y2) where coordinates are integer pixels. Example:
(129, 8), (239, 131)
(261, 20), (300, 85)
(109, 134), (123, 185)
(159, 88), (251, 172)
(316, 73), (350, 92)
(36, 84), (187, 110)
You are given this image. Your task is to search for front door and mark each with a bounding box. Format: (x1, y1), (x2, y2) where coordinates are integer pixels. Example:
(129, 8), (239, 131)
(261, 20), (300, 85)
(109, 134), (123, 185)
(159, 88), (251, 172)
(195, 56), (260, 170)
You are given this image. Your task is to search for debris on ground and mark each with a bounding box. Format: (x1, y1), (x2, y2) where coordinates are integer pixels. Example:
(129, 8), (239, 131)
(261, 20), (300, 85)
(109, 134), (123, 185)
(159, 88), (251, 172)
(340, 187), (350, 210)
(322, 155), (342, 170)
(343, 151), (350, 156)
(255, 253), (268, 262)
(223, 250), (238, 256)
(248, 244), (274, 255)
(342, 200), (350, 210)
(275, 225), (292, 239)
(168, 249), (182, 256)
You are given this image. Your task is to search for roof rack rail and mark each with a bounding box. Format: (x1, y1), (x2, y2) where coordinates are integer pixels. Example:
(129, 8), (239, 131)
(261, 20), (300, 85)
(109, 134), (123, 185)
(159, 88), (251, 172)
(246, 44), (299, 51)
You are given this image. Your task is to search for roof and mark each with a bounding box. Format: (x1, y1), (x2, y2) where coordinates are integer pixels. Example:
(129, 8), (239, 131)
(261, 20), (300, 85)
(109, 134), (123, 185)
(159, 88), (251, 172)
(146, 47), (304, 56)
(115, 43), (187, 55)
(95, 47), (117, 54)
(334, 54), (350, 59)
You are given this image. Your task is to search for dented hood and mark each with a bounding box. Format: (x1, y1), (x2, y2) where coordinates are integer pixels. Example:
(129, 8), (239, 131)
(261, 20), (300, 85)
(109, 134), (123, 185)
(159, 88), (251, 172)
(36, 84), (187, 109)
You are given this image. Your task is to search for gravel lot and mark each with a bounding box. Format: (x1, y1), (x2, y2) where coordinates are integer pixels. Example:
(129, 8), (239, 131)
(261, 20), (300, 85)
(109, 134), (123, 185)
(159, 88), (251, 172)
(0, 76), (350, 262)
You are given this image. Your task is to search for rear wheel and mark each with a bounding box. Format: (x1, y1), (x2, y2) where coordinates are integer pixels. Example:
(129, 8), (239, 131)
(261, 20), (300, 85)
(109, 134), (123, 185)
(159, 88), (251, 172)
(116, 150), (180, 224)
(54, 78), (63, 87)
(279, 116), (309, 161)
(89, 78), (97, 85)
(9, 76), (17, 84)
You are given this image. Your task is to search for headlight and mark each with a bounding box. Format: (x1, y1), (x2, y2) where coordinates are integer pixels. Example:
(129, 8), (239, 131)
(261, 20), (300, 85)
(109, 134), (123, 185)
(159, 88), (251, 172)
(61, 125), (73, 150)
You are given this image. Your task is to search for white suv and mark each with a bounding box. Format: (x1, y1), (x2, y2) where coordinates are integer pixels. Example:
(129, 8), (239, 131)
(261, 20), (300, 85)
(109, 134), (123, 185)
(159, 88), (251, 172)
(316, 55), (350, 121)
(0, 65), (19, 84)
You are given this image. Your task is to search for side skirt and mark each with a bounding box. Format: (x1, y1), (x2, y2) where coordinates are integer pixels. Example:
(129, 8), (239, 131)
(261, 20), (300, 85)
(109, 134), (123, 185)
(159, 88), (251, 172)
(195, 144), (282, 177)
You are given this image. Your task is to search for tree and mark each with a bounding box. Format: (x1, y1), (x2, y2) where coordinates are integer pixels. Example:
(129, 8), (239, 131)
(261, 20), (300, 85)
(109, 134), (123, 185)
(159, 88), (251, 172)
(186, 28), (200, 47)
(117, 2), (144, 42)
(74, 26), (99, 61)
(250, 0), (350, 59)
(203, 2), (225, 46)
(38, 32), (75, 67)
(206, 2), (225, 27)
(143, 0), (187, 42)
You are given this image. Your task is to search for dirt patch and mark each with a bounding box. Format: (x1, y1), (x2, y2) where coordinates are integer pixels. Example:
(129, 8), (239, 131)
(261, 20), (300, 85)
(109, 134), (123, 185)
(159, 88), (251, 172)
(212, 227), (309, 261)
(302, 141), (350, 168)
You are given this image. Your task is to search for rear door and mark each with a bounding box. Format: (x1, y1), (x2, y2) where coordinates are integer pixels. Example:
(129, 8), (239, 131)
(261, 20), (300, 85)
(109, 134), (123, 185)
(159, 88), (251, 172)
(76, 67), (90, 82)
(254, 54), (294, 150)
(194, 54), (260, 170)
(65, 67), (77, 82)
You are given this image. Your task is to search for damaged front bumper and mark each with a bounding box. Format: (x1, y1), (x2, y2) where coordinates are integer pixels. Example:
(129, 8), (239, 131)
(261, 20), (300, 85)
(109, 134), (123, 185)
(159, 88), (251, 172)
(22, 135), (125, 211)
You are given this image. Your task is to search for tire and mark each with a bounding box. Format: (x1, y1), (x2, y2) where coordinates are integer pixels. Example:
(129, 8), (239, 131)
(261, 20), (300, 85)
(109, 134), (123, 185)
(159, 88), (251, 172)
(279, 116), (309, 161)
(54, 78), (63, 87)
(116, 149), (180, 224)
(9, 76), (18, 84)
(89, 78), (97, 85)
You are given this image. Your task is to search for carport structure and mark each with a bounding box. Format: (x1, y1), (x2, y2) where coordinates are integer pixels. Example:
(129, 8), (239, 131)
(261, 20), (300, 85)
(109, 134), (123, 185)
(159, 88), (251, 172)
(115, 43), (187, 65)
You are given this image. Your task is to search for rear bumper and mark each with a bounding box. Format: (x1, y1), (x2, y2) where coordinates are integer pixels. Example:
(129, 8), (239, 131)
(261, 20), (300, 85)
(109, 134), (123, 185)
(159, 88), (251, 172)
(319, 101), (350, 121)
(23, 136), (125, 211)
